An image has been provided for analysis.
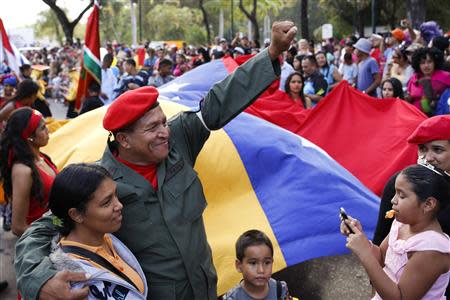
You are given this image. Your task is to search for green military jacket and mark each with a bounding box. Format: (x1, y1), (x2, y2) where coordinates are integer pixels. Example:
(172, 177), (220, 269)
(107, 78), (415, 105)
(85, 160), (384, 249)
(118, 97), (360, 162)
(15, 48), (280, 300)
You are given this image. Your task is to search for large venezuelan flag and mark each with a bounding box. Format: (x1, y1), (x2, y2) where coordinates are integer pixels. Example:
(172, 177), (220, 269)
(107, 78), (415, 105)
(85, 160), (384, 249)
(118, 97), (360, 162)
(44, 58), (380, 294)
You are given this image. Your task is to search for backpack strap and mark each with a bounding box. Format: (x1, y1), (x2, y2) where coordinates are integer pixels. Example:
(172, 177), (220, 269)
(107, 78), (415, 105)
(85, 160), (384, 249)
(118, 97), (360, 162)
(276, 280), (282, 300)
(61, 245), (138, 291)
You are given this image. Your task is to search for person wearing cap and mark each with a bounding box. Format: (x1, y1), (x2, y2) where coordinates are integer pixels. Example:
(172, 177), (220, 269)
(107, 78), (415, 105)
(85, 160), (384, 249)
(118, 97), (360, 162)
(14, 21), (298, 300)
(0, 76), (17, 106)
(391, 28), (405, 44)
(233, 46), (245, 58)
(219, 38), (233, 57)
(369, 34), (383, 67)
(373, 115), (450, 247)
(354, 38), (381, 97)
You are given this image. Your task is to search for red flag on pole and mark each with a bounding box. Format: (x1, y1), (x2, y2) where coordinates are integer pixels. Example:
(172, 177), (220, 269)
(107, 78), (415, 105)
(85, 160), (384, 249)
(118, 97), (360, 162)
(0, 18), (21, 74)
(75, 1), (101, 110)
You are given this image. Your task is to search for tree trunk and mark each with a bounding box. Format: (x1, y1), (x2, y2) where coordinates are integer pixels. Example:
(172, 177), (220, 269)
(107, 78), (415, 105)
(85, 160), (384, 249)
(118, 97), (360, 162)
(239, 0), (260, 43)
(406, 0), (426, 29)
(199, 0), (211, 43)
(389, 0), (398, 29)
(300, 0), (309, 40)
(130, 0), (137, 46)
(357, 5), (365, 37)
(42, 0), (94, 45)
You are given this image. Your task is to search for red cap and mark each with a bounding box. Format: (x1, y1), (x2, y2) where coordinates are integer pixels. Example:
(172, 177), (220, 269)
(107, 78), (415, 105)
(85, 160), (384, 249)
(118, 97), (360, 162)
(103, 86), (159, 132)
(391, 28), (405, 41)
(407, 115), (450, 144)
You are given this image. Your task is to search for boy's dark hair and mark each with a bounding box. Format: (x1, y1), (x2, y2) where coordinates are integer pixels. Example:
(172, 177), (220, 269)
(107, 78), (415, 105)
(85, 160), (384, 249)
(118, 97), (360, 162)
(88, 81), (101, 94)
(19, 64), (31, 72)
(13, 79), (40, 102)
(302, 55), (318, 67)
(48, 163), (112, 235)
(344, 52), (352, 63)
(159, 58), (173, 69)
(125, 58), (136, 67)
(235, 229), (274, 261)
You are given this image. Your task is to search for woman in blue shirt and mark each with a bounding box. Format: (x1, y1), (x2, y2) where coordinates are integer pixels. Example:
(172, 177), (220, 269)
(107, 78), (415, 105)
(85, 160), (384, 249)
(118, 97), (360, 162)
(316, 51), (342, 91)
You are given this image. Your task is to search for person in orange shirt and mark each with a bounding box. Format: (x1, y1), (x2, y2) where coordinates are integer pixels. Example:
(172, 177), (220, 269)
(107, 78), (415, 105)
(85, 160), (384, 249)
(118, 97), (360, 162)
(48, 163), (148, 300)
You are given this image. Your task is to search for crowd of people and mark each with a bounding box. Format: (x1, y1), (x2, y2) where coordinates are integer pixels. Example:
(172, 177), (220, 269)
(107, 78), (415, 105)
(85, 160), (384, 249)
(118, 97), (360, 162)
(1, 19), (449, 118)
(0, 17), (449, 300)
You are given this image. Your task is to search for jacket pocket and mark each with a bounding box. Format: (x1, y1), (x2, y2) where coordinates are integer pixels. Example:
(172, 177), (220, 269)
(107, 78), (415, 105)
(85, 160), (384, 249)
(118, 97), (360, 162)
(119, 193), (149, 224)
(165, 163), (207, 222)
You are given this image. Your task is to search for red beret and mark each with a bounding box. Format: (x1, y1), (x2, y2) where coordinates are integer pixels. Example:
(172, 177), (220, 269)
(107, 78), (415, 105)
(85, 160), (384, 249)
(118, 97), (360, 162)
(103, 86), (159, 132)
(407, 115), (450, 144)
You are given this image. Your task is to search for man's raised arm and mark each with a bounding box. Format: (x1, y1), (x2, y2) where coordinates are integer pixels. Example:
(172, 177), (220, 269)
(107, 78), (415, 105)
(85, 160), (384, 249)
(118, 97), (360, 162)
(199, 21), (297, 130)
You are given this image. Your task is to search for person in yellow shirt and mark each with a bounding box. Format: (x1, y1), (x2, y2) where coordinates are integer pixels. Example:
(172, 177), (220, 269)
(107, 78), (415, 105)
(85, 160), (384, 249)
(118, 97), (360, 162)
(31, 65), (52, 117)
(62, 68), (79, 118)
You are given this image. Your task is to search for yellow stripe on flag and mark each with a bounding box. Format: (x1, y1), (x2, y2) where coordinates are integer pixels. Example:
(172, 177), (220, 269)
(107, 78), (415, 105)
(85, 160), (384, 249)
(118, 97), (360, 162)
(197, 127), (286, 295)
(42, 101), (287, 294)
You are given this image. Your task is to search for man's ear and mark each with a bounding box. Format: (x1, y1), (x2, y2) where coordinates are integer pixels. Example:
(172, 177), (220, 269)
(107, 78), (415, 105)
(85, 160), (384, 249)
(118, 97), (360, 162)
(235, 259), (242, 273)
(115, 132), (131, 149)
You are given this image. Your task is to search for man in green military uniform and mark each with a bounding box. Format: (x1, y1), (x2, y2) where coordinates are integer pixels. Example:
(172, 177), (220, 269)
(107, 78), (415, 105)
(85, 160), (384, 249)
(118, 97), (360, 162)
(14, 21), (297, 300)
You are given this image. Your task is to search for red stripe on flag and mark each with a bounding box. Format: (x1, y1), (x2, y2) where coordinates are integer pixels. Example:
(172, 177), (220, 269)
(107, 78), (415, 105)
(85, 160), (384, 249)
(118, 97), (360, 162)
(0, 18), (14, 54)
(245, 81), (427, 195)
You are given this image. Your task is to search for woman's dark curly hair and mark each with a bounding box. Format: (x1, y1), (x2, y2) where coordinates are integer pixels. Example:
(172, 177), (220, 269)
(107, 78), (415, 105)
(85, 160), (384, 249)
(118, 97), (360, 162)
(411, 47), (445, 74)
(0, 108), (49, 204)
(285, 72), (306, 108)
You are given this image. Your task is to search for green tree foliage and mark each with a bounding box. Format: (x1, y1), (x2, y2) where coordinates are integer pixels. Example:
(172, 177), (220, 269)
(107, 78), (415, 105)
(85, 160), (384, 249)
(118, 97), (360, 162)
(35, 0), (450, 47)
(34, 8), (65, 45)
(98, 0), (132, 44)
(145, 3), (206, 44)
(318, 0), (450, 38)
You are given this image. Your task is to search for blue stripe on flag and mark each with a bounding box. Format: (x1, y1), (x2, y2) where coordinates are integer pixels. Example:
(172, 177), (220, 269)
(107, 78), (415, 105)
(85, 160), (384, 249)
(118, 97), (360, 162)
(223, 113), (379, 265)
(159, 59), (230, 103)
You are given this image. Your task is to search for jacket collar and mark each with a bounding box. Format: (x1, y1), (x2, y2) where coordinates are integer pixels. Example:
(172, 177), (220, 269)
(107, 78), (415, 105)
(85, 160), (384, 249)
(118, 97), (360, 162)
(100, 144), (154, 191)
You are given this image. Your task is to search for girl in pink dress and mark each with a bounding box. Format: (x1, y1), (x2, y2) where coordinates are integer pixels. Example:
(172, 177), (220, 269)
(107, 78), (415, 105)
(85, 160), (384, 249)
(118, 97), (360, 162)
(341, 163), (450, 299)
